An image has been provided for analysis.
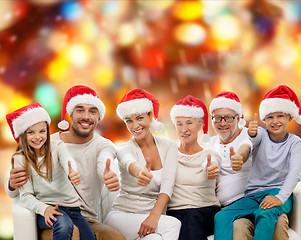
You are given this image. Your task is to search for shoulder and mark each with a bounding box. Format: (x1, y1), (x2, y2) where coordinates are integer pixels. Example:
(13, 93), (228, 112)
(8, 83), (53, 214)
(93, 133), (115, 145)
(155, 136), (177, 149)
(50, 132), (60, 141)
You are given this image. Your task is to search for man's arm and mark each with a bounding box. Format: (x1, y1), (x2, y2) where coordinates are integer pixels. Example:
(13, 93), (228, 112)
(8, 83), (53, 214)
(236, 144), (251, 163)
(5, 167), (28, 198)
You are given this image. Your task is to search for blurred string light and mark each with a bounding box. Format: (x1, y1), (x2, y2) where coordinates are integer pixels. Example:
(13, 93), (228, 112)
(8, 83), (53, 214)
(0, 102), (7, 122)
(254, 66), (273, 87)
(0, 216), (13, 239)
(46, 56), (69, 82)
(66, 43), (92, 67)
(94, 65), (115, 88)
(202, 1), (229, 23)
(283, 1), (301, 23)
(47, 31), (69, 52)
(172, 1), (203, 21)
(174, 23), (206, 46)
(34, 83), (61, 118)
(117, 22), (137, 47)
(211, 14), (240, 50)
(137, 0), (175, 20)
(60, 1), (83, 21)
(0, 1), (17, 31)
(79, 17), (98, 42)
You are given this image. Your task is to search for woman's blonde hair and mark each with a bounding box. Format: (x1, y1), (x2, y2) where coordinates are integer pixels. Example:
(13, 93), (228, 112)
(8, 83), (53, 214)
(12, 123), (53, 181)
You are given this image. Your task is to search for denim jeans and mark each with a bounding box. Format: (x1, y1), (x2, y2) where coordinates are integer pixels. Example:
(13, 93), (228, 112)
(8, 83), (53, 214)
(37, 206), (95, 240)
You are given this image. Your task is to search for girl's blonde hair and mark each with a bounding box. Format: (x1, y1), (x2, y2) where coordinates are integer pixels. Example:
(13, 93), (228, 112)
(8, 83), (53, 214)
(12, 123), (53, 181)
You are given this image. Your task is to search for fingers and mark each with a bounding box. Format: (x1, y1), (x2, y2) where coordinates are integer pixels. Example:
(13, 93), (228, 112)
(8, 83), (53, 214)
(207, 161), (218, 179)
(9, 168), (28, 190)
(105, 175), (120, 191)
(68, 161), (72, 173)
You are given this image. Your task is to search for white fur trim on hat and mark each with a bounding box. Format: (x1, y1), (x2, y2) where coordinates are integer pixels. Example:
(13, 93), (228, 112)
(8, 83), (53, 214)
(259, 98), (301, 123)
(116, 98), (153, 119)
(66, 93), (106, 120)
(209, 97), (242, 117)
(12, 107), (51, 138)
(150, 118), (164, 132)
(170, 105), (205, 123)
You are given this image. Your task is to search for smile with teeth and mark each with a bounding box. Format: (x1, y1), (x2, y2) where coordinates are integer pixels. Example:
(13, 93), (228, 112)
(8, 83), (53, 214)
(132, 128), (143, 134)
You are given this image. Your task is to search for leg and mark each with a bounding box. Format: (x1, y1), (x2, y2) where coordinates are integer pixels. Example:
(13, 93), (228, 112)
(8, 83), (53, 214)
(104, 211), (180, 240)
(273, 213), (289, 240)
(86, 218), (126, 240)
(253, 193), (293, 240)
(37, 208), (73, 240)
(233, 218), (254, 240)
(39, 226), (79, 240)
(214, 196), (259, 240)
(65, 207), (95, 240)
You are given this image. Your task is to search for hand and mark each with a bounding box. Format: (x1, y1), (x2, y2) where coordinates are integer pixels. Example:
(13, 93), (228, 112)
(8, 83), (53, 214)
(138, 213), (159, 238)
(230, 146), (244, 171)
(44, 205), (63, 227)
(206, 154), (218, 179)
(9, 166), (28, 191)
(260, 196), (282, 209)
(137, 157), (153, 186)
(104, 159), (120, 192)
(68, 161), (80, 185)
(248, 113), (259, 137)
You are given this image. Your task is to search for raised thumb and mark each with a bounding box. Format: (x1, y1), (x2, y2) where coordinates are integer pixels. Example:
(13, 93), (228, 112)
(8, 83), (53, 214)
(207, 154), (212, 167)
(229, 146), (235, 157)
(68, 161), (72, 173)
(105, 158), (111, 173)
(254, 113), (259, 122)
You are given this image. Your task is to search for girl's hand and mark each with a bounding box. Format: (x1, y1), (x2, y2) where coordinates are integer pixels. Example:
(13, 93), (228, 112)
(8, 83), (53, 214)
(137, 157), (153, 186)
(260, 196), (282, 209)
(68, 161), (80, 185)
(138, 213), (160, 238)
(248, 113), (259, 137)
(44, 205), (63, 227)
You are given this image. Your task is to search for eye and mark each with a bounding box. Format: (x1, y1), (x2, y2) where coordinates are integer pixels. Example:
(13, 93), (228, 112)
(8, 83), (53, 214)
(26, 131), (33, 134)
(176, 123), (183, 126)
(137, 116), (143, 120)
(40, 130), (46, 133)
(214, 117), (221, 122)
(90, 109), (98, 114)
(225, 116), (232, 121)
(125, 119), (132, 123)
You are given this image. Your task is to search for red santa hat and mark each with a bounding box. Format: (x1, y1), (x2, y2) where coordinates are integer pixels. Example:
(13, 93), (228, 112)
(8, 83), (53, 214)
(259, 85), (301, 123)
(116, 88), (164, 132)
(209, 91), (246, 129)
(58, 85), (106, 130)
(6, 102), (51, 143)
(170, 95), (210, 142)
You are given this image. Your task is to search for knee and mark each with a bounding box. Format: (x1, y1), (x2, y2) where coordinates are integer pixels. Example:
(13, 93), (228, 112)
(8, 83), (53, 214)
(53, 215), (74, 238)
(233, 218), (254, 235)
(214, 210), (225, 224)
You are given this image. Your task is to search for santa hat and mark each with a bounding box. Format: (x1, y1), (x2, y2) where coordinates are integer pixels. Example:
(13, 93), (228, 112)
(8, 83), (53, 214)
(209, 91), (246, 129)
(58, 85), (106, 130)
(170, 95), (210, 142)
(6, 102), (51, 143)
(116, 88), (164, 132)
(259, 85), (301, 123)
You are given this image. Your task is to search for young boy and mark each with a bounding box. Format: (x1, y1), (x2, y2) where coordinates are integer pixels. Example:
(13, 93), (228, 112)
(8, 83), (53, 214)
(214, 85), (301, 240)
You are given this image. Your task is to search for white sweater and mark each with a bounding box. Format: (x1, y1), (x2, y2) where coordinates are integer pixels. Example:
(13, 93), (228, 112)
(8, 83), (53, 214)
(112, 136), (178, 214)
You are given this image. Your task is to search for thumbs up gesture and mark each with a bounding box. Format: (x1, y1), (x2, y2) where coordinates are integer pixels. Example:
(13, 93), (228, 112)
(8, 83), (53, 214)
(206, 154), (219, 179)
(104, 159), (120, 192)
(68, 161), (80, 185)
(248, 113), (259, 137)
(137, 157), (153, 186)
(230, 146), (243, 171)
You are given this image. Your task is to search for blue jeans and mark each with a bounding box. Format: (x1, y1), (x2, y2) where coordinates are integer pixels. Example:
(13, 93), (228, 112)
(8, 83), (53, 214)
(37, 206), (95, 240)
(214, 188), (293, 240)
(167, 206), (220, 240)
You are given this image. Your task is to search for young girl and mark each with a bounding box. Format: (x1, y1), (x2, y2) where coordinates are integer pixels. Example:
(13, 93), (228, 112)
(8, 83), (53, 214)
(6, 102), (95, 240)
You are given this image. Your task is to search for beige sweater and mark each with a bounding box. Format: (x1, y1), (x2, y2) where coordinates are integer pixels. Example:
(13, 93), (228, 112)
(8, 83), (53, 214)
(168, 149), (221, 210)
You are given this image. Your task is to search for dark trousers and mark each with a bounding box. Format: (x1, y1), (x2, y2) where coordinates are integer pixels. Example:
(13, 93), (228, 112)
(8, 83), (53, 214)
(167, 206), (220, 240)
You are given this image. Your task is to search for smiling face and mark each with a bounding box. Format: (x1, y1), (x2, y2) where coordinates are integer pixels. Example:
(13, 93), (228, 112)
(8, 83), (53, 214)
(124, 112), (152, 141)
(264, 112), (291, 141)
(211, 108), (240, 144)
(70, 103), (100, 139)
(175, 117), (202, 145)
(26, 121), (48, 156)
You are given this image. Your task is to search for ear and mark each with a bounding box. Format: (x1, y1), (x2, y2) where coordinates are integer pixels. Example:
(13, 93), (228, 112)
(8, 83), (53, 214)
(148, 111), (154, 119)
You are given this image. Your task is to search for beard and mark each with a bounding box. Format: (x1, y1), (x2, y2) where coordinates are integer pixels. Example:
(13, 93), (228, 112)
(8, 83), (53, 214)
(71, 124), (94, 138)
(214, 124), (237, 144)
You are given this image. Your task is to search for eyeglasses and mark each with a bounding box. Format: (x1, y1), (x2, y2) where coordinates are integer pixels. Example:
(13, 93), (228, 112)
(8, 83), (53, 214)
(211, 114), (238, 123)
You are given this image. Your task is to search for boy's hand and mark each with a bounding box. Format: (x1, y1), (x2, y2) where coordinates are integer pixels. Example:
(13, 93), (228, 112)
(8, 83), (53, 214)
(104, 159), (120, 192)
(68, 161), (80, 185)
(206, 154), (218, 179)
(230, 146), (243, 171)
(248, 113), (259, 137)
(137, 157), (153, 186)
(44, 205), (63, 227)
(260, 196), (282, 209)
(9, 166), (29, 191)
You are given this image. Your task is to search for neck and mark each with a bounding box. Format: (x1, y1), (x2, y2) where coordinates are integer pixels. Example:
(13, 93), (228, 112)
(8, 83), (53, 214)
(269, 131), (287, 142)
(60, 129), (93, 144)
(179, 140), (202, 155)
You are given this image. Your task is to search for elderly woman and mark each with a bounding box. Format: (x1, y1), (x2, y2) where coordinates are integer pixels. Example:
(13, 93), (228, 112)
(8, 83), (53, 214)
(166, 95), (221, 240)
(104, 89), (181, 240)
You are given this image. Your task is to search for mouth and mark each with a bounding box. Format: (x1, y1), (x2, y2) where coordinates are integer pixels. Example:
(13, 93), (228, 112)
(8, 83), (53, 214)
(271, 125), (281, 130)
(132, 128), (143, 135)
(79, 121), (93, 128)
(32, 140), (43, 145)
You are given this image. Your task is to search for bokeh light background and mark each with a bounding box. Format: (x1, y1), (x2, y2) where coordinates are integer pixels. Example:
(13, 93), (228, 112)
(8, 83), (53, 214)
(1, 0), (301, 239)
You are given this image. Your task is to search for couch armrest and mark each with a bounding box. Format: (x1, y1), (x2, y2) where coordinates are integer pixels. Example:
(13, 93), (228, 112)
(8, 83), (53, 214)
(289, 181), (301, 237)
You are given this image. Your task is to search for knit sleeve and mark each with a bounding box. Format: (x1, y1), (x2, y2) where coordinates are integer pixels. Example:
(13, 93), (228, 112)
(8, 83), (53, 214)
(248, 126), (263, 147)
(159, 139), (178, 198)
(56, 140), (78, 174)
(116, 142), (136, 173)
(13, 155), (49, 216)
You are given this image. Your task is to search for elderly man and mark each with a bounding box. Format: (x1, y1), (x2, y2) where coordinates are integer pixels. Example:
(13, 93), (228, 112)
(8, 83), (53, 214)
(207, 91), (289, 240)
(6, 85), (125, 240)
